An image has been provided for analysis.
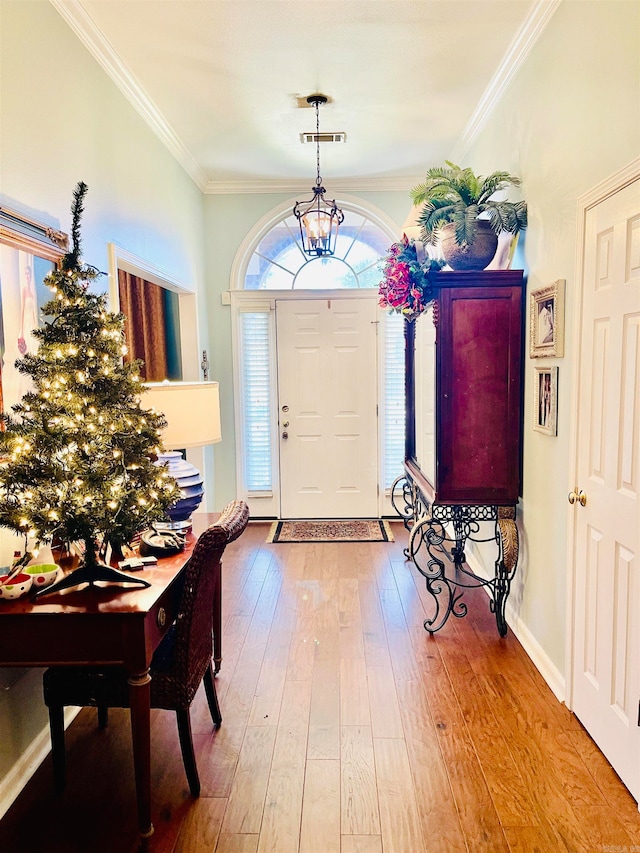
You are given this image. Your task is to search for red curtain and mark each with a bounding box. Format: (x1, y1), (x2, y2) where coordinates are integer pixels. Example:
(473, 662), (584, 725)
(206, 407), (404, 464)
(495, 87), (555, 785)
(118, 270), (168, 382)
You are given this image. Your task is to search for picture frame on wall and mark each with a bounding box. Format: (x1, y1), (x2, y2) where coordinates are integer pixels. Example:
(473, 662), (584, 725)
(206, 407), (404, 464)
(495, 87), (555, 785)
(530, 279), (565, 358)
(533, 365), (558, 436)
(0, 206), (67, 416)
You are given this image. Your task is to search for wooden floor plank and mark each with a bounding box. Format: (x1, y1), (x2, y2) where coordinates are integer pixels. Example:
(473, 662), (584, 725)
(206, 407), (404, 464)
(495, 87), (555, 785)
(285, 611), (317, 682)
(340, 836), (383, 853)
(299, 759), (340, 853)
(379, 586), (423, 682)
(255, 679), (311, 853)
(215, 834), (259, 853)
(173, 798), (226, 853)
(366, 664), (404, 739)
(358, 579), (393, 669)
(395, 678), (468, 853)
(436, 638), (542, 828)
(341, 725), (380, 836)
(418, 645), (511, 852)
(195, 724), (245, 799)
(307, 645), (341, 760)
(373, 737), (427, 853)
(340, 657), (370, 727)
(221, 726), (276, 834)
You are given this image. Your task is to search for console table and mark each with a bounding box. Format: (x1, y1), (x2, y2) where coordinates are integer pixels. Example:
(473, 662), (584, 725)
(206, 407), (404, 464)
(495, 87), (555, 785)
(393, 461), (519, 636)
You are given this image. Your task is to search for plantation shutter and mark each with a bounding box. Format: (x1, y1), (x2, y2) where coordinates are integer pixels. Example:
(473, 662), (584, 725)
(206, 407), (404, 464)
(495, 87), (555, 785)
(383, 312), (406, 490)
(240, 312), (273, 492)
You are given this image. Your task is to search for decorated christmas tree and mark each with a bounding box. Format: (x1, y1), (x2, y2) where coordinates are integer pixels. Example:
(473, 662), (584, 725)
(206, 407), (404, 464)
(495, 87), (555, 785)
(0, 182), (179, 592)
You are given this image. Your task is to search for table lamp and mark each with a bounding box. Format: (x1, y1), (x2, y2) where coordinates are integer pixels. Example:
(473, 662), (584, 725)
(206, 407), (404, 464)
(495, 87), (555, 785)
(144, 381), (222, 531)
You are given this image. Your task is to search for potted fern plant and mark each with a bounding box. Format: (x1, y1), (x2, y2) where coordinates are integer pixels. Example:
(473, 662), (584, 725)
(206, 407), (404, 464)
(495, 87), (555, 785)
(410, 161), (527, 270)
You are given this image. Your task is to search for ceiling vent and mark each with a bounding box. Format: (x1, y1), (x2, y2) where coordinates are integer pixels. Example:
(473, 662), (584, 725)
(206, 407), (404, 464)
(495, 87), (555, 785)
(301, 132), (346, 144)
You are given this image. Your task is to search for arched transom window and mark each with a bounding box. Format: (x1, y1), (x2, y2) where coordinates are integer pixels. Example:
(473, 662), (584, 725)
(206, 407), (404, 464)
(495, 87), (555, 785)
(244, 206), (391, 290)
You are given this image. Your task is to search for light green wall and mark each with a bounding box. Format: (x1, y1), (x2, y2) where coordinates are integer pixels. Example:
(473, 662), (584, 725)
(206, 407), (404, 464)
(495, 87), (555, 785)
(462, 0), (640, 674)
(204, 190), (410, 508)
(0, 0), (207, 795)
(0, 3), (206, 291)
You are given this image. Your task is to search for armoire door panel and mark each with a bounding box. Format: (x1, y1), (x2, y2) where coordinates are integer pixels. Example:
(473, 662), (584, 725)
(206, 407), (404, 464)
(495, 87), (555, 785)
(434, 276), (524, 505)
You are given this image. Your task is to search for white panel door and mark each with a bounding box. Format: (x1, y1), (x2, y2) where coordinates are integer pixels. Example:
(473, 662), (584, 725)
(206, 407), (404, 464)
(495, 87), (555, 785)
(276, 298), (378, 519)
(572, 177), (640, 800)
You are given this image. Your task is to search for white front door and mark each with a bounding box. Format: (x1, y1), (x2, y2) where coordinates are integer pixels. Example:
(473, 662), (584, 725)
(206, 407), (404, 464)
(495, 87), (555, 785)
(571, 174), (640, 801)
(276, 298), (378, 519)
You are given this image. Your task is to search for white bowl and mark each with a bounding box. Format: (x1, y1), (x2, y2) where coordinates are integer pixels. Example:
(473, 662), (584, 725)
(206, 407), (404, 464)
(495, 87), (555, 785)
(24, 564), (61, 589)
(0, 572), (33, 600)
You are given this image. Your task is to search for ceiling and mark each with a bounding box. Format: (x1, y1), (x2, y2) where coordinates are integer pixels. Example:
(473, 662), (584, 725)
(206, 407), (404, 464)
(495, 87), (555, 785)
(51, 0), (560, 193)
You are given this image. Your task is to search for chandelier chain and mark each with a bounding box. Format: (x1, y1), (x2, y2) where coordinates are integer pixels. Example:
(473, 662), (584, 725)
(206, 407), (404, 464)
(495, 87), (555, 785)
(315, 100), (322, 187)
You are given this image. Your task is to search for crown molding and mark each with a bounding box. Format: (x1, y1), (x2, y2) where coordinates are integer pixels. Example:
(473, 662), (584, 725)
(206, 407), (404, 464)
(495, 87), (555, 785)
(450, 0), (562, 163)
(50, 0), (560, 196)
(49, 0), (208, 191)
(204, 175), (423, 195)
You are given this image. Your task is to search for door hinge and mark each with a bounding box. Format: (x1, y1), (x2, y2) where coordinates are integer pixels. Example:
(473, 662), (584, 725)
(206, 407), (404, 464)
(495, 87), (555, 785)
(638, 699), (640, 727)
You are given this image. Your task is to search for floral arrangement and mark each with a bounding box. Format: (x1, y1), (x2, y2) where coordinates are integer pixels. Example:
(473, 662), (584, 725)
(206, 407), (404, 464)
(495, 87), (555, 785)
(378, 235), (444, 319)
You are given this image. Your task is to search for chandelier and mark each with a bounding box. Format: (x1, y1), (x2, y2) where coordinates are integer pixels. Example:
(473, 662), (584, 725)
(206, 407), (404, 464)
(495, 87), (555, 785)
(293, 94), (344, 257)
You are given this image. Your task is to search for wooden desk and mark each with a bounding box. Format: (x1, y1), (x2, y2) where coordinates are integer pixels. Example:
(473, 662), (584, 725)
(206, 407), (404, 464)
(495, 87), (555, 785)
(0, 513), (215, 849)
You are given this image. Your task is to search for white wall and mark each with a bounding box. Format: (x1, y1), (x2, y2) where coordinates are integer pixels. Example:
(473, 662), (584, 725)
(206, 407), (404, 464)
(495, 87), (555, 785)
(462, 0), (640, 676)
(0, 0), (208, 800)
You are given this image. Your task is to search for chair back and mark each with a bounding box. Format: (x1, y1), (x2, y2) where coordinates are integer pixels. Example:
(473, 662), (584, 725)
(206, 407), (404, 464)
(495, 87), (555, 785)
(157, 500), (249, 702)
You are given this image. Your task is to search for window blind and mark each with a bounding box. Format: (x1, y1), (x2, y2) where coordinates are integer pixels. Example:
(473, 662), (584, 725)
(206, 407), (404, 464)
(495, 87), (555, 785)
(240, 312), (272, 492)
(383, 312), (405, 490)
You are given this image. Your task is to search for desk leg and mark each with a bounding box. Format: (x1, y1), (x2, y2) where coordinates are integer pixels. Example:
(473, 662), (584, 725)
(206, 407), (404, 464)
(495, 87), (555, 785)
(128, 670), (154, 849)
(213, 564), (222, 673)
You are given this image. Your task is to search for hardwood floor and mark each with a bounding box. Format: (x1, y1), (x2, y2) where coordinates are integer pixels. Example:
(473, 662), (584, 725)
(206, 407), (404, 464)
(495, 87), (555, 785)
(1, 521), (639, 852)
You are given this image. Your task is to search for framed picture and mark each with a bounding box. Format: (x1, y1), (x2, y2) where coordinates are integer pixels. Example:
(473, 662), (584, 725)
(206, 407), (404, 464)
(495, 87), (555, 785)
(530, 279), (565, 358)
(0, 206), (67, 416)
(533, 366), (558, 435)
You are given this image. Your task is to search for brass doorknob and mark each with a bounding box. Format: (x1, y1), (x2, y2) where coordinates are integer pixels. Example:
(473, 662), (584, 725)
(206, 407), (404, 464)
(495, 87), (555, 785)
(568, 489), (587, 507)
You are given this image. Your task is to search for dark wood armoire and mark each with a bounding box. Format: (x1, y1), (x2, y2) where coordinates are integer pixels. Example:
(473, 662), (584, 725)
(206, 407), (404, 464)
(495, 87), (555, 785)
(397, 269), (525, 636)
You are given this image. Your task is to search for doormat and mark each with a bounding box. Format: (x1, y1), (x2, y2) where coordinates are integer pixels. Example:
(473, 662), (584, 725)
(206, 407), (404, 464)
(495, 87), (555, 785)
(267, 519), (394, 544)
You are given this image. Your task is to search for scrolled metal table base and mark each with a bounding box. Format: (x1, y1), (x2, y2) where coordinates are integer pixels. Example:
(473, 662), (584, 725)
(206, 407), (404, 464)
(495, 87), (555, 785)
(392, 476), (519, 637)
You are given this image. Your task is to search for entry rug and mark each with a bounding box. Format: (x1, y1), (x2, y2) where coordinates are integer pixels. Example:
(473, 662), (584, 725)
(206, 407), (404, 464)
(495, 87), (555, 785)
(267, 519), (394, 544)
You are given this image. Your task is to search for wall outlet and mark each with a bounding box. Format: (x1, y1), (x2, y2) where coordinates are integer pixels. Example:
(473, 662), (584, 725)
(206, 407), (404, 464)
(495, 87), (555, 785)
(221, 291), (231, 305)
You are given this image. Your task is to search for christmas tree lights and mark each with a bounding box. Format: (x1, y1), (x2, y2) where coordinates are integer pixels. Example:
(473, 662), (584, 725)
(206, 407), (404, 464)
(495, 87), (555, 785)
(0, 182), (180, 593)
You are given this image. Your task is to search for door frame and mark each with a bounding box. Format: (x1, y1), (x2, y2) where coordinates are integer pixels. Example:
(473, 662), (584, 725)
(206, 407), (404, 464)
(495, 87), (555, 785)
(565, 157), (640, 711)
(275, 295), (380, 520)
(231, 288), (399, 519)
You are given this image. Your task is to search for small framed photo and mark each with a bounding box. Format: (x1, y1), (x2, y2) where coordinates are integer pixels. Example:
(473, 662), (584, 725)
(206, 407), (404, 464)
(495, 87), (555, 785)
(533, 366), (558, 435)
(530, 279), (565, 358)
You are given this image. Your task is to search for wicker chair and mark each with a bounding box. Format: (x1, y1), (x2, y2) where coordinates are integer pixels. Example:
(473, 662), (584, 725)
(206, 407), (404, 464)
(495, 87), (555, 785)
(43, 500), (250, 797)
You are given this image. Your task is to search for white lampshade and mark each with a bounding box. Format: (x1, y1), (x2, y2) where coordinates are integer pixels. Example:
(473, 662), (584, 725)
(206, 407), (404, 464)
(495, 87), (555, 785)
(144, 381), (222, 448)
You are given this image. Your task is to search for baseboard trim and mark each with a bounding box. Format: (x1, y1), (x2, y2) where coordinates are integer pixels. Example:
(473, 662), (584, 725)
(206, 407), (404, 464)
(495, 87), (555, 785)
(504, 605), (565, 701)
(465, 551), (566, 702)
(0, 706), (80, 820)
